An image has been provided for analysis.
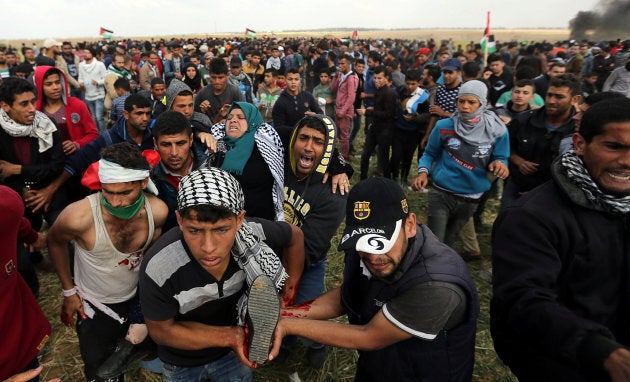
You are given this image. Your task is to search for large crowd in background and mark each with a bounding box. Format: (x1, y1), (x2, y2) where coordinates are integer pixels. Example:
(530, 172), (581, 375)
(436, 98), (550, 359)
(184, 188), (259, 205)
(1, 32), (630, 382)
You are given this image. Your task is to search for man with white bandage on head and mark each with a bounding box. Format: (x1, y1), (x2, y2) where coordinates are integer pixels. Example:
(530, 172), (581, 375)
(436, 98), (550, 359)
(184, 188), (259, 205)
(48, 141), (168, 382)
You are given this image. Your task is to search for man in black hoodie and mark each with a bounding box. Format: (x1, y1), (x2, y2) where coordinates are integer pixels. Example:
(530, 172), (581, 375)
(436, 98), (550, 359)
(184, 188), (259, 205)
(282, 114), (349, 367)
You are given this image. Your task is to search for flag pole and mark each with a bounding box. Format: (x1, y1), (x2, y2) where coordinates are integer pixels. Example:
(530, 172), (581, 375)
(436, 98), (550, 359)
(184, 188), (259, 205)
(483, 11), (490, 66)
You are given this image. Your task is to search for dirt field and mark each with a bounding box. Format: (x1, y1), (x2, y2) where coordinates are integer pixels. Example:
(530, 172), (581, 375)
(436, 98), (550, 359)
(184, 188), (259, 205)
(2, 28), (571, 48)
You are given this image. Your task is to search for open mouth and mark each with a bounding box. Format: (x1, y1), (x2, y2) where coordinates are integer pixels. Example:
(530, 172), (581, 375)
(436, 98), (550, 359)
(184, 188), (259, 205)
(608, 171), (630, 181)
(299, 154), (314, 168)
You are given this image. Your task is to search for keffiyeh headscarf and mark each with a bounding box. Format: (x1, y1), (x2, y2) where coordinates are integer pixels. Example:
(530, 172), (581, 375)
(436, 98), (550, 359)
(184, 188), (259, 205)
(0, 109), (56, 152)
(452, 80), (506, 145)
(561, 149), (630, 214)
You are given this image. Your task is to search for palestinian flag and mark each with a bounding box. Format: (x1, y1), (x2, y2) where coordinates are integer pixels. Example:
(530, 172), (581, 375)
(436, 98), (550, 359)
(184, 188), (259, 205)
(480, 12), (496, 54)
(100, 27), (113, 41)
(245, 28), (256, 38)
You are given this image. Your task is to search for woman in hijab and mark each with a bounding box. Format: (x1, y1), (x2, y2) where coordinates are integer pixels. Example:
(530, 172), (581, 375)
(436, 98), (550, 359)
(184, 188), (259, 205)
(182, 62), (204, 94)
(206, 101), (285, 221)
(412, 80), (510, 247)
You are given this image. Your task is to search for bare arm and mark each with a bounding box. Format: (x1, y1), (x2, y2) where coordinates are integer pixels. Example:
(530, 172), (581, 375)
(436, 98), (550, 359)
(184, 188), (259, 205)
(280, 224), (305, 307)
(47, 200), (92, 325)
(146, 318), (255, 367)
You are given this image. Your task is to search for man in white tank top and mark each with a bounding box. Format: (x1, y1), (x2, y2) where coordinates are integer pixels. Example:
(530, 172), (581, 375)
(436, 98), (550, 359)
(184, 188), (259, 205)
(48, 142), (168, 382)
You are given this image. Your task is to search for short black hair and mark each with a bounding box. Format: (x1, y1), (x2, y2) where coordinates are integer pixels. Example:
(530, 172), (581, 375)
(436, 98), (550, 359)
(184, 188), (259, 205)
(487, 53), (504, 64)
(514, 78), (536, 90)
(515, 65), (537, 81)
(583, 91), (625, 106)
(0, 77), (35, 106)
(152, 110), (192, 138)
(264, 68), (278, 77)
(179, 204), (235, 223)
(549, 73), (581, 96)
(462, 62), (480, 78)
(124, 93), (151, 112)
(208, 57), (228, 74)
(99, 141), (150, 170)
(114, 77), (131, 92)
(580, 97), (630, 143)
(405, 69), (422, 82)
(424, 64), (441, 83)
(374, 65), (390, 79)
(150, 77), (165, 88)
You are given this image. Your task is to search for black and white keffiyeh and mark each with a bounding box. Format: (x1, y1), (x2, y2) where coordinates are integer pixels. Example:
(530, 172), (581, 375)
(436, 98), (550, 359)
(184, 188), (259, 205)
(561, 149), (630, 214)
(177, 167), (244, 214)
(0, 109), (57, 153)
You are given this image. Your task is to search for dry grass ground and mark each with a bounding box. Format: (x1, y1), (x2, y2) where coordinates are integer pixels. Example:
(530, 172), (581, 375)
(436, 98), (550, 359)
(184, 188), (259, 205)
(35, 124), (517, 381)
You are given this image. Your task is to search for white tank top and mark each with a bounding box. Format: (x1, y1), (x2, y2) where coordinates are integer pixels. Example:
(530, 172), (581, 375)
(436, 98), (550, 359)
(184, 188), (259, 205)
(73, 193), (155, 304)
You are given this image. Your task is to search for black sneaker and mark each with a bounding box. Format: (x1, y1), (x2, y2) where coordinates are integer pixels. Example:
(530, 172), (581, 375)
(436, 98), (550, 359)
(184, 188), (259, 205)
(96, 338), (153, 379)
(247, 275), (280, 365)
(306, 345), (328, 368)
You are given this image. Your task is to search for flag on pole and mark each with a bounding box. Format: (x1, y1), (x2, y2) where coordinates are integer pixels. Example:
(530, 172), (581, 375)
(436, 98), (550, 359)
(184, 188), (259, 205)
(480, 12), (496, 54)
(245, 28), (256, 38)
(351, 30), (358, 40)
(99, 27), (113, 41)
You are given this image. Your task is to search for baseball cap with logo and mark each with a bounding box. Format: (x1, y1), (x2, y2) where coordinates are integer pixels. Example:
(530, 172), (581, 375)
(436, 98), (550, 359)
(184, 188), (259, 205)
(338, 177), (409, 255)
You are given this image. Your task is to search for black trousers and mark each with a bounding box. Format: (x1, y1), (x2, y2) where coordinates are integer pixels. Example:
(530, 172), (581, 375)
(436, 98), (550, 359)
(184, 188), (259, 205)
(76, 300), (130, 381)
(390, 128), (422, 183)
(360, 125), (392, 179)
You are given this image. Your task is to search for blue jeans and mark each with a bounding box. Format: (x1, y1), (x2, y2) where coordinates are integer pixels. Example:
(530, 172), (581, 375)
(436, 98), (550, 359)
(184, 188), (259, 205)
(284, 259), (326, 349)
(162, 352), (251, 382)
(86, 97), (105, 132)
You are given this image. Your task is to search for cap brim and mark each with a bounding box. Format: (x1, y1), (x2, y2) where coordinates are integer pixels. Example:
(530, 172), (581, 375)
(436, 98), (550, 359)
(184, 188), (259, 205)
(442, 66), (459, 71)
(338, 220), (402, 255)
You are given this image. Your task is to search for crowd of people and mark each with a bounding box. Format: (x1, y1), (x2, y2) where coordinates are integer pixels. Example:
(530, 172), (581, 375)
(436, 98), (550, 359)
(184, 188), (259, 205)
(1, 32), (630, 382)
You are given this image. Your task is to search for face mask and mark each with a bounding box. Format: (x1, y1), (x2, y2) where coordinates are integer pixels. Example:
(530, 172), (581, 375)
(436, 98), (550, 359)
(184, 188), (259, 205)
(101, 192), (145, 220)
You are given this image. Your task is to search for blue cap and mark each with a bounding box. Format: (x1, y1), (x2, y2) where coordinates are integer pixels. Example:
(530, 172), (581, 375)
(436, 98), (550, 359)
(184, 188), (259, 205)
(442, 58), (462, 72)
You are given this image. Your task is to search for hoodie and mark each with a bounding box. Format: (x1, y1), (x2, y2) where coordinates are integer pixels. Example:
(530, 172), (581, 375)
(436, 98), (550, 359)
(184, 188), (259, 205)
(165, 79), (212, 133)
(78, 58), (107, 101)
(34, 66), (99, 149)
(284, 115), (348, 265)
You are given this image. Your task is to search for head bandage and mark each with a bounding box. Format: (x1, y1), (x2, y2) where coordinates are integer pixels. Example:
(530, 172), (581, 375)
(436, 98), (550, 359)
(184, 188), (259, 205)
(98, 159), (158, 195)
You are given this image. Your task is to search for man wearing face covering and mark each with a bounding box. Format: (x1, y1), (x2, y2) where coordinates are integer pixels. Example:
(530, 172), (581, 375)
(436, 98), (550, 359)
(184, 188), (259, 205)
(48, 142), (168, 382)
(412, 80), (510, 246)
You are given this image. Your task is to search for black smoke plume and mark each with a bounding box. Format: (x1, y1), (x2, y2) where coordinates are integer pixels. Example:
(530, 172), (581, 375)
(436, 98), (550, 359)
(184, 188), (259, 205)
(569, 0), (630, 40)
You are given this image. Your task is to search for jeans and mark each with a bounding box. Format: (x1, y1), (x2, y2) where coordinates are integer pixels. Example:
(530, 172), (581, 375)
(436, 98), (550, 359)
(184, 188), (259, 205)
(284, 259), (327, 349)
(427, 188), (479, 246)
(86, 97), (106, 132)
(162, 352), (251, 382)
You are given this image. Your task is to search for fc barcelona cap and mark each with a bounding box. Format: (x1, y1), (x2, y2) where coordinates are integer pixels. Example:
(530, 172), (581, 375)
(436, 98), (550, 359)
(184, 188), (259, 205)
(338, 177), (409, 255)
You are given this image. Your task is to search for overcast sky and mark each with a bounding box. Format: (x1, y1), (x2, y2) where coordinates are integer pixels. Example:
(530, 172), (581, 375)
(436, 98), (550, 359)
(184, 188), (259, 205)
(0, 0), (601, 40)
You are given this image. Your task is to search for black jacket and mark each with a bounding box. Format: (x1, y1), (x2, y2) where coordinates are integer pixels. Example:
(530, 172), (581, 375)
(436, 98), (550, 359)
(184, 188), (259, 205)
(492, 158), (630, 381)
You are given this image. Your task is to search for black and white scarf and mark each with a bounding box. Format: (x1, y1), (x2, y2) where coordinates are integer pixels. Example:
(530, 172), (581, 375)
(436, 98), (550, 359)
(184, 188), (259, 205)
(0, 109), (56, 153)
(561, 149), (630, 214)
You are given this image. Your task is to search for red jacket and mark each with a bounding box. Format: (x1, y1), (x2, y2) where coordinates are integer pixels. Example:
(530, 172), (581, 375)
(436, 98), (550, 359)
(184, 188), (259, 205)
(0, 186), (50, 379)
(34, 66), (99, 149)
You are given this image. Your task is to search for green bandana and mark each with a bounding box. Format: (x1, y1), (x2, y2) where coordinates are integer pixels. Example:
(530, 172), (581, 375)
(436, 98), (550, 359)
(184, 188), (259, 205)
(100, 192), (145, 220)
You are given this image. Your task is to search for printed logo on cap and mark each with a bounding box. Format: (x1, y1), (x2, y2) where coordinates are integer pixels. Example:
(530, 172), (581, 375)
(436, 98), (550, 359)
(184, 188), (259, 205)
(353, 201), (370, 220)
(401, 199), (408, 214)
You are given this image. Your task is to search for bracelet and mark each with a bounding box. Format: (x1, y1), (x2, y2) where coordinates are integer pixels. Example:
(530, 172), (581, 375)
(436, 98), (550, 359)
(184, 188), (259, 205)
(418, 167), (429, 175)
(62, 287), (77, 297)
